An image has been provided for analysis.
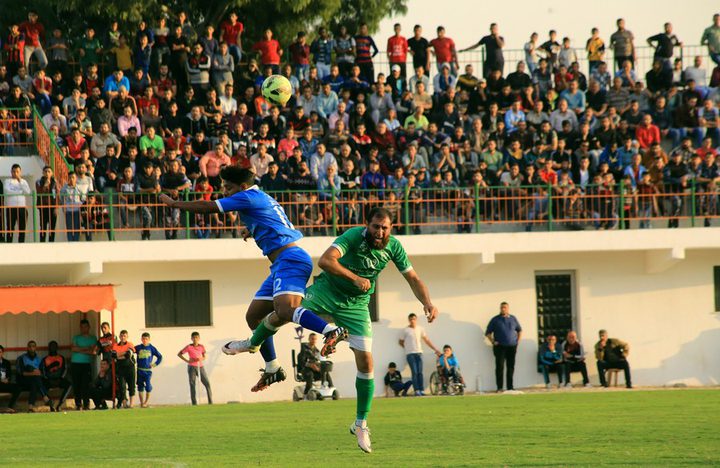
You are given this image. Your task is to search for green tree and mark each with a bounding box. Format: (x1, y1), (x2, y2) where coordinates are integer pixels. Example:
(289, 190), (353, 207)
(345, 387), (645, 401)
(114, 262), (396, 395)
(3, 0), (407, 48)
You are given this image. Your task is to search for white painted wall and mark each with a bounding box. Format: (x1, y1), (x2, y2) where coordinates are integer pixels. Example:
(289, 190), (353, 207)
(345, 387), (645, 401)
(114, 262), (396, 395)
(0, 229), (719, 404)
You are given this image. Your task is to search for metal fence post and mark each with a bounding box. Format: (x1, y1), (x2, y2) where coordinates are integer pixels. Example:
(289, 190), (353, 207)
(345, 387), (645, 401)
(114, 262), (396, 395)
(474, 183), (481, 233)
(547, 184), (553, 232)
(619, 180), (625, 230)
(331, 194), (338, 237)
(403, 187), (410, 235)
(32, 191), (38, 242)
(107, 189), (115, 241)
(184, 191), (191, 239)
(690, 180), (696, 228)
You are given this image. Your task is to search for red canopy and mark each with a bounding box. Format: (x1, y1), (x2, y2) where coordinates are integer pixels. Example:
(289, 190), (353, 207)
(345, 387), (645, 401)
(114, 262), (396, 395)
(0, 285), (117, 314)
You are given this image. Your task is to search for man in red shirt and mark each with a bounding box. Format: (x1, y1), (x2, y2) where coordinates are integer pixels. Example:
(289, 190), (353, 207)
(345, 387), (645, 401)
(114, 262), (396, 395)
(220, 11), (244, 64)
(635, 114), (660, 150)
(387, 23), (408, 78)
(539, 159), (558, 185)
(19, 11), (48, 71)
(289, 32), (311, 82)
(428, 26), (458, 75)
(252, 29), (283, 74)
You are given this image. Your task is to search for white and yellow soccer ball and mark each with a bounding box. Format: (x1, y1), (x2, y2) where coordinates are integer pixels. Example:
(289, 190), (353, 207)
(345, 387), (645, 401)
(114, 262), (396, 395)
(261, 74), (292, 106)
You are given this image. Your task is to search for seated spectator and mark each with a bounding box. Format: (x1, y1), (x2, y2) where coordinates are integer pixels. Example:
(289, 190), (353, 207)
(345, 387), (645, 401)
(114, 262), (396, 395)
(0, 345), (21, 413)
(40, 340), (72, 411)
(636, 114), (661, 150)
(561, 331), (590, 387)
(16, 340), (54, 411)
(437, 344), (464, 394)
(594, 329), (633, 388)
(549, 99), (578, 132)
(384, 362), (412, 397)
(298, 333), (334, 400)
(538, 335), (565, 389)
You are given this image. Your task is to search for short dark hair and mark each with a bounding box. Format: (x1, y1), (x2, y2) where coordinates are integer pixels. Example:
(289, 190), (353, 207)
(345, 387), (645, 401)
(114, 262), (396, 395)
(0, 345), (3, 351)
(388, 362), (397, 368)
(191, 331), (200, 338)
(408, 313), (417, 319)
(142, 332), (151, 338)
(220, 166), (255, 186)
(11, 163), (20, 171)
(101, 321), (110, 328)
(80, 319), (90, 326)
(367, 207), (393, 224)
(443, 344), (452, 350)
(28, 340), (36, 347)
(120, 329), (128, 335)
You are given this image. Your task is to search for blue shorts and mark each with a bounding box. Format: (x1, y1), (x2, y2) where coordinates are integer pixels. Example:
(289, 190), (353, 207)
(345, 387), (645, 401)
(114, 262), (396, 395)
(137, 369), (153, 392)
(254, 246), (313, 301)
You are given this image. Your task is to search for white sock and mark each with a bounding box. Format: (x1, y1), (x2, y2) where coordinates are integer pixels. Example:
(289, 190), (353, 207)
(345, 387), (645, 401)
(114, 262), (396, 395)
(322, 324), (337, 335)
(265, 359), (280, 373)
(355, 419), (367, 428)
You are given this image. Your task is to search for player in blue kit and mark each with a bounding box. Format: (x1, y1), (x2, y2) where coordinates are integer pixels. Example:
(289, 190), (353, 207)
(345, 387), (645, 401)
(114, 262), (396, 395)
(135, 332), (163, 408)
(159, 166), (346, 392)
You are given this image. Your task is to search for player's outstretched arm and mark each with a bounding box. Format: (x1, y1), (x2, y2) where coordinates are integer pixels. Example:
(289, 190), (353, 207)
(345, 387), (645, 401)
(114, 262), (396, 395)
(318, 246), (371, 292)
(159, 194), (220, 214)
(402, 270), (438, 323)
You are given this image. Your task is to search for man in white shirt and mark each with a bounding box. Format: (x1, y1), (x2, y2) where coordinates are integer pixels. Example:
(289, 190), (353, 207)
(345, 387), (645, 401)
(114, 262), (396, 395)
(250, 143), (274, 179)
(683, 56), (707, 87)
(309, 143), (336, 181)
(219, 83), (238, 116)
(398, 312), (441, 396)
(3, 164), (32, 243)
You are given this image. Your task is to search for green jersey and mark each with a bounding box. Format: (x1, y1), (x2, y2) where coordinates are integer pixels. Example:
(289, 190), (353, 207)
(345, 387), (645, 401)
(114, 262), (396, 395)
(325, 226), (412, 298)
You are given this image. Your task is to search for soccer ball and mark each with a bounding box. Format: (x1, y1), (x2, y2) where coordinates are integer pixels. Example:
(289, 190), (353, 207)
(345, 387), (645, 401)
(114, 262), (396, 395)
(261, 75), (292, 106)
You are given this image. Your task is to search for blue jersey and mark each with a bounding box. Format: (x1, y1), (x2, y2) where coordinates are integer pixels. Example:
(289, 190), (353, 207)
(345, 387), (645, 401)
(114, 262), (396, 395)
(438, 354), (458, 368)
(215, 186), (303, 256)
(134, 343), (162, 371)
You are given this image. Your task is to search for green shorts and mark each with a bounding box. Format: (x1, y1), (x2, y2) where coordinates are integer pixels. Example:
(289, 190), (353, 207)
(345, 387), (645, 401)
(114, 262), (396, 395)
(302, 276), (373, 351)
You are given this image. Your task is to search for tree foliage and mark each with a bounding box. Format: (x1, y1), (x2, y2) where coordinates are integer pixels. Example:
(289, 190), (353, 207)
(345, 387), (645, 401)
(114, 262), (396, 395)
(1, 0), (407, 47)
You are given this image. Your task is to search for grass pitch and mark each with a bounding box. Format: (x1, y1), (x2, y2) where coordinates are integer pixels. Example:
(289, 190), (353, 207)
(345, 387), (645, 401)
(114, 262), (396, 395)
(1, 389), (718, 467)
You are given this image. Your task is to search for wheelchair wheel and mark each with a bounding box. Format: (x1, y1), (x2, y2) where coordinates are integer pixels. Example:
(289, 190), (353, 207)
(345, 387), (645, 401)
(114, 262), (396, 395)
(429, 371), (440, 395)
(292, 391), (301, 401)
(332, 390), (340, 400)
(306, 391), (317, 401)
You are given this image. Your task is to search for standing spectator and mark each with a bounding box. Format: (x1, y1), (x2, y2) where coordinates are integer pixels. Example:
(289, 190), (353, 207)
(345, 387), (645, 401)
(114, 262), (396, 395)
(187, 43), (211, 96)
(384, 362), (412, 397)
(387, 23), (408, 77)
(40, 340), (72, 411)
(19, 11), (47, 71)
(252, 29), (282, 75)
(96, 321), (116, 362)
(558, 38), (578, 70)
(538, 335), (564, 389)
(289, 32), (311, 83)
(334, 25), (356, 77)
(70, 319), (97, 410)
(113, 330), (136, 409)
(586, 28), (605, 74)
(169, 25), (190, 92)
(610, 18), (636, 70)
(461, 23), (504, 78)
(35, 166), (57, 242)
(178, 331), (213, 406)
(60, 172), (84, 242)
(407, 25), (430, 75)
(308, 27), (333, 80)
(398, 312), (441, 396)
(429, 26), (458, 75)
(700, 13), (720, 66)
(594, 329), (633, 389)
(647, 23), (682, 69)
(354, 23), (379, 83)
(539, 30), (561, 71)
(0, 345), (22, 413)
(485, 302), (522, 392)
(562, 331), (590, 387)
(220, 11), (244, 64)
(3, 164), (31, 243)
(135, 332), (162, 408)
(5, 24), (26, 78)
(524, 32), (541, 74)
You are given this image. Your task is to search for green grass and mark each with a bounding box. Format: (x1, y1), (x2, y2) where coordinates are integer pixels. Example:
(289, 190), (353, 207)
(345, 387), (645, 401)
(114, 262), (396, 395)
(1, 389), (719, 467)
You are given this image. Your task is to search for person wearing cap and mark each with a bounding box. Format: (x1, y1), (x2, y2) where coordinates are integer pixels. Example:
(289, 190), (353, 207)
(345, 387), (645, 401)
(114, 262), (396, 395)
(387, 23), (408, 78)
(384, 362), (412, 397)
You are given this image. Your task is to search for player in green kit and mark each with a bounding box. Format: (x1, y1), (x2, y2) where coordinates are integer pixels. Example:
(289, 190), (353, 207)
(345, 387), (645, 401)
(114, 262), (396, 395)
(249, 207), (438, 453)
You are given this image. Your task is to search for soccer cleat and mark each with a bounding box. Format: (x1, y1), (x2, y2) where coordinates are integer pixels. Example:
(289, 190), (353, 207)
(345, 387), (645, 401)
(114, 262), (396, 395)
(251, 367), (287, 392)
(321, 327), (348, 357)
(222, 339), (259, 355)
(350, 422), (372, 453)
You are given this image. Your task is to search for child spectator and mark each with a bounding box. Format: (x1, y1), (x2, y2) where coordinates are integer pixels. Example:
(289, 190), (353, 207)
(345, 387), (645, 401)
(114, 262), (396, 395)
(383, 362), (412, 397)
(178, 331), (213, 405)
(113, 330), (136, 409)
(437, 345), (464, 394)
(134, 332), (162, 408)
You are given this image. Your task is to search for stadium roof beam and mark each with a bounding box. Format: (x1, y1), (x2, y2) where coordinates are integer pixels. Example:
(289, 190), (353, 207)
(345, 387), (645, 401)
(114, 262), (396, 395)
(644, 247), (685, 274)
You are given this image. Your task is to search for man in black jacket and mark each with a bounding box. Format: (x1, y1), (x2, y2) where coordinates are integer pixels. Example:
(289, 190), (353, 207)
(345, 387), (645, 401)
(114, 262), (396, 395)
(0, 345), (21, 413)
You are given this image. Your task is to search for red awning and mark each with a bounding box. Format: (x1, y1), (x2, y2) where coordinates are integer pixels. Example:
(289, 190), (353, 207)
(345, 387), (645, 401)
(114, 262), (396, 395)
(0, 285), (117, 314)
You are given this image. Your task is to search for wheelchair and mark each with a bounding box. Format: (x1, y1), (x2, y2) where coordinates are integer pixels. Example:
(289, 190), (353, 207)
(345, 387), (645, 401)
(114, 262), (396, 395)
(429, 366), (465, 396)
(290, 349), (339, 401)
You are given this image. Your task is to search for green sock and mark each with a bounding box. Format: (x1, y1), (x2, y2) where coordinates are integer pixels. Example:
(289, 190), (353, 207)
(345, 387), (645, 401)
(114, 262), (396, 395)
(355, 376), (374, 420)
(250, 320), (278, 347)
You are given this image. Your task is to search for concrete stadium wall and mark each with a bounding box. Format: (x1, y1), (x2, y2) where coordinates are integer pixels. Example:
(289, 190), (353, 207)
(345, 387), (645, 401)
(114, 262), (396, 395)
(0, 229), (719, 404)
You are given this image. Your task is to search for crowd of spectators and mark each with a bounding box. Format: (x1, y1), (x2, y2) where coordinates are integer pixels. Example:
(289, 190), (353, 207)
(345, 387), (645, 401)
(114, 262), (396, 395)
(1, 11), (720, 240)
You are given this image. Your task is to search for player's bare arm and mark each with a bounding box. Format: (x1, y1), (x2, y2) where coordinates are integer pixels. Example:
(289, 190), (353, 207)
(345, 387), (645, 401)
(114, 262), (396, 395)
(159, 193), (220, 214)
(402, 269), (438, 323)
(318, 246), (371, 292)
